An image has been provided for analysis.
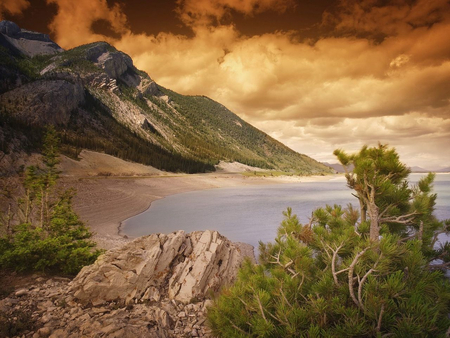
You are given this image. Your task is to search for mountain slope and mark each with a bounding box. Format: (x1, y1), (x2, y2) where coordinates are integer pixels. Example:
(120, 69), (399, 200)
(0, 21), (332, 175)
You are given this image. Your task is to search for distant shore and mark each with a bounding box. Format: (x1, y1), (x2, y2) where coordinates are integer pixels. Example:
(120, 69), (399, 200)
(65, 172), (339, 250)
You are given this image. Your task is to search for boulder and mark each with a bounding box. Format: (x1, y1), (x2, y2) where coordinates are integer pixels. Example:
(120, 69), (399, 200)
(69, 230), (254, 305)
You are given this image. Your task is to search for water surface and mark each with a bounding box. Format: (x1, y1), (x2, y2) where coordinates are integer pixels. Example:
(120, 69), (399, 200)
(122, 174), (450, 250)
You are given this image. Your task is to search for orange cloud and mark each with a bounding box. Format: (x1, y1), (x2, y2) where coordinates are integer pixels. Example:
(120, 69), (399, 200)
(328, 0), (450, 36)
(176, 0), (295, 27)
(46, 0), (128, 49)
(0, 0), (29, 20)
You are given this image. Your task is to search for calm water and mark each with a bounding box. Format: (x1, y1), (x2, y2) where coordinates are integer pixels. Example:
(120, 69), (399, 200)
(122, 174), (450, 250)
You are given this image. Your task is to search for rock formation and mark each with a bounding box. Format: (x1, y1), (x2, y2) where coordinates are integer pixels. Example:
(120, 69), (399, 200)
(0, 79), (85, 125)
(0, 231), (254, 337)
(0, 21), (63, 57)
(70, 230), (253, 305)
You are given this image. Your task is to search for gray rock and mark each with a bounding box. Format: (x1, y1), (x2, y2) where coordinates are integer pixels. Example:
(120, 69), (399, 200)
(4, 231), (248, 338)
(0, 21), (20, 35)
(0, 79), (85, 125)
(69, 230), (253, 305)
(0, 20), (63, 57)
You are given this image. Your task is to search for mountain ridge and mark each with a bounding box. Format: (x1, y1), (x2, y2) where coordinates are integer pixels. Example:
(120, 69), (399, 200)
(0, 20), (333, 175)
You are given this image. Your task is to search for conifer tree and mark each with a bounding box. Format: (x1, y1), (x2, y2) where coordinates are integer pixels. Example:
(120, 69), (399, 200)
(208, 144), (450, 337)
(0, 126), (101, 274)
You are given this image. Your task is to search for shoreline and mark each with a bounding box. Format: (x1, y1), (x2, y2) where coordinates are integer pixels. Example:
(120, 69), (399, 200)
(66, 172), (341, 250)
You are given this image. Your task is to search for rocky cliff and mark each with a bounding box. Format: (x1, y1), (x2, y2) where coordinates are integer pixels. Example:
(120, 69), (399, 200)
(0, 230), (254, 337)
(0, 21), (63, 57)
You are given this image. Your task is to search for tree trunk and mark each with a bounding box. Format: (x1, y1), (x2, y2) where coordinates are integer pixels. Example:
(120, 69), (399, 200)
(359, 198), (366, 223)
(368, 200), (379, 241)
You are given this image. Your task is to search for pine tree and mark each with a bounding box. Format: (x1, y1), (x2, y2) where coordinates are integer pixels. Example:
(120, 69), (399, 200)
(0, 127), (102, 274)
(208, 144), (450, 337)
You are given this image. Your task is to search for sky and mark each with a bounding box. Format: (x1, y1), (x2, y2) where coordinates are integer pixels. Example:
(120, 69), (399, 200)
(1, 0), (450, 169)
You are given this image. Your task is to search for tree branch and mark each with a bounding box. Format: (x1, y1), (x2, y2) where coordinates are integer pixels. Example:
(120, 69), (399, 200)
(380, 211), (418, 224)
(348, 247), (369, 309)
(357, 254), (382, 313)
(327, 242), (344, 286)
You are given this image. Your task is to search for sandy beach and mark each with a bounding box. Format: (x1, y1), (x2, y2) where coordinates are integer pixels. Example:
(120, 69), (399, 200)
(60, 150), (338, 249)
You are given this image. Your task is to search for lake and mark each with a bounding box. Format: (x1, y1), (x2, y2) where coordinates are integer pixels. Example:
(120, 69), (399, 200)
(122, 173), (450, 250)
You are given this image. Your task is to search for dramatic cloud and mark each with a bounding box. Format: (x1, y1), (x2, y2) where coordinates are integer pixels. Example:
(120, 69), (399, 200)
(327, 0), (450, 36)
(176, 0), (296, 27)
(46, 0), (128, 48)
(43, 0), (450, 168)
(0, 0), (29, 20)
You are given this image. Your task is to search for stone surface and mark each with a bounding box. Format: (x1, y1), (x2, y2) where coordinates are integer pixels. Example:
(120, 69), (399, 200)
(0, 79), (85, 125)
(0, 20), (63, 57)
(69, 230), (253, 305)
(0, 231), (253, 337)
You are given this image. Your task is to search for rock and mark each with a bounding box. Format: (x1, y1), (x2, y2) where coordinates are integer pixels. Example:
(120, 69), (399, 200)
(0, 21), (21, 35)
(0, 79), (85, 125)
(69, 230), (253, 305)
(0, 20), (63, 57)
(48, 329), (65, 338)
(3, 231), (250, 338)
(141, 80), (161, 96)
(97, 51), (132, 79)
(15, 288), (28, 296)
(37, 327), (51, 336)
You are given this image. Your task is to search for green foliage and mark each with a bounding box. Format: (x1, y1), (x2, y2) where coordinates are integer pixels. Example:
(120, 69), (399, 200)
(209, 207), (450, 337)
(208, 145), (450, 337)
(154, 87), (332, 174)
(334, 144), (441, 242)
(0, 127), (101, 275)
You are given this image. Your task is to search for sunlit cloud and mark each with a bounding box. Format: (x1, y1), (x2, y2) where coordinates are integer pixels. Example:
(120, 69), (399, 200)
(0, 0), (29, 20)
(254, 114), (450, 169)
(46, 0), (128, 48)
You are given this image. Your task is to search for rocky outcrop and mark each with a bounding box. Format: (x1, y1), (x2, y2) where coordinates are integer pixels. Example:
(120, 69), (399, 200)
(140, 79), (161, 96)
(0, 231), (254, 337)
(96, 51), (133, 80)
(0, 79), (85, 125)
(0, 20), (63, 57)
(82, 42), (141, 86)
(70, 230), (253, 305)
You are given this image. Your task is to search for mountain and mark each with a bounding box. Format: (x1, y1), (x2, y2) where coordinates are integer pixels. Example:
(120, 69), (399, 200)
(0, 21), (333, 175)
(321, 162), (356, 174)
(409, 166), (429, 173)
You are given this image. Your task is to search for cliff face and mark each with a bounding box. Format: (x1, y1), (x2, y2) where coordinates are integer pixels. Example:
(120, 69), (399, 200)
(0, 21), (63, 57)
(0, 230), (254, 337)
